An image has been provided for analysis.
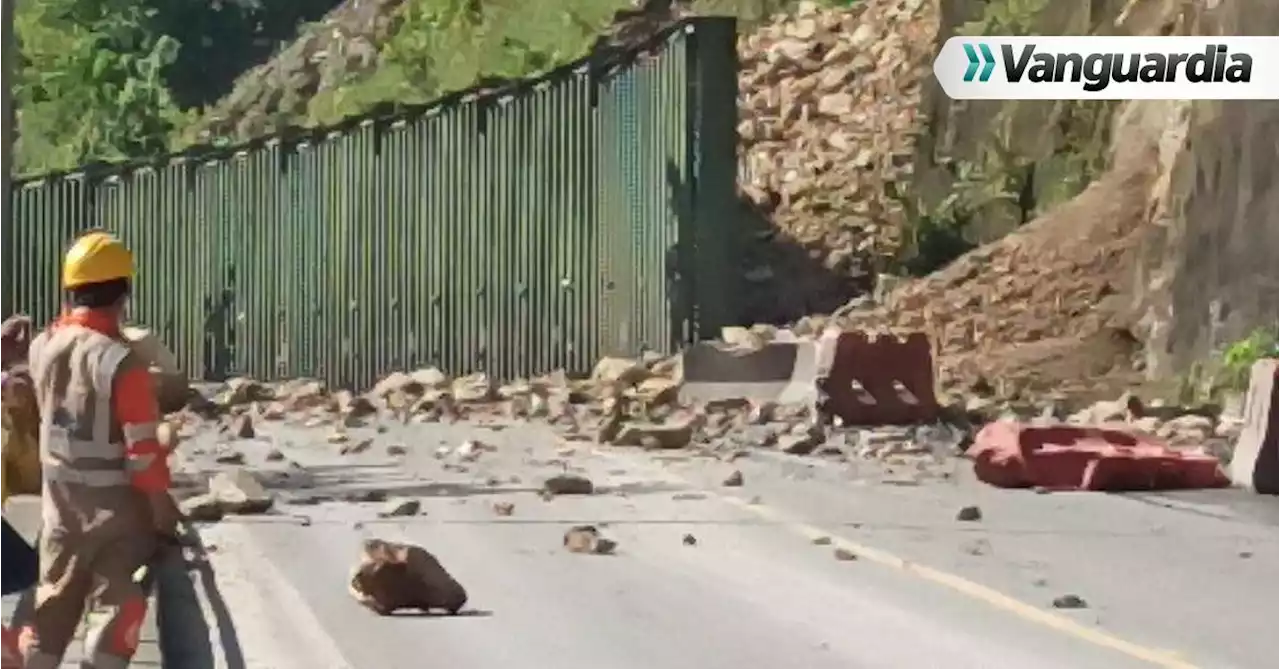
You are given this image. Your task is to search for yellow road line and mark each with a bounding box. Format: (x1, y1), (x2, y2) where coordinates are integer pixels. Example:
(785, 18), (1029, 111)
(719, 495), (1200, 669)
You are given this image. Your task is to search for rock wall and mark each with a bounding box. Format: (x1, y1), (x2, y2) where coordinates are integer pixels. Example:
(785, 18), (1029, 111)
(1128, 0), (1279, 379)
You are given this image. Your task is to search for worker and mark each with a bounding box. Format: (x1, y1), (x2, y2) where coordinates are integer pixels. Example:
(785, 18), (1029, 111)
(18, 231), (180, 669)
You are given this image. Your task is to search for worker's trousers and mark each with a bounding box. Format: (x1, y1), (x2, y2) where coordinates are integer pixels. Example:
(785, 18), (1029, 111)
(19, 528), (155, 669)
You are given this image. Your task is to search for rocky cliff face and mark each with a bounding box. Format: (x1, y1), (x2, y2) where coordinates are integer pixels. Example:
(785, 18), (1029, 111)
(1128, 0), (1279, 379)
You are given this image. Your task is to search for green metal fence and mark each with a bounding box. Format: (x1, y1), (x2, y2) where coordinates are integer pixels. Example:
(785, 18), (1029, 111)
(4, 18), (740, 389)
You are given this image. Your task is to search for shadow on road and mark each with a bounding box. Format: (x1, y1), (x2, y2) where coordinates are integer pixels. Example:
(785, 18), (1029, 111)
(155, 524), (246, 669)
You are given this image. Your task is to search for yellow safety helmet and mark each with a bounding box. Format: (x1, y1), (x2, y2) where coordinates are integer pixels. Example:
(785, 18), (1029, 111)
(63, 231), (135, 289)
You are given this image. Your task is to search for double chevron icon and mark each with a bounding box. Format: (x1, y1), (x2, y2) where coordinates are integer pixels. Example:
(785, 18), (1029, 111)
(962, 43), (997, 82)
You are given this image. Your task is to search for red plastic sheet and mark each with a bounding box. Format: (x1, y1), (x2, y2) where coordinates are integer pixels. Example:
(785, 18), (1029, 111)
(968, 421), (1229, 491)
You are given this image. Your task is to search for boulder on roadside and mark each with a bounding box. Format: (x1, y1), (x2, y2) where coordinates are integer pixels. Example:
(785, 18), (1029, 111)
(208, 469), (274, 514)
(348, 539), (468, 615)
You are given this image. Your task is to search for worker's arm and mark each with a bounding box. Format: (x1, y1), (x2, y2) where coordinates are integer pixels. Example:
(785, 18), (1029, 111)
(114, 361), (180, 534)
(114, 363), (171, 493)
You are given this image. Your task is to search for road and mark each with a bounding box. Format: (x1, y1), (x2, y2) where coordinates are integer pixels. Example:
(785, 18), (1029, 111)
(146, 415), (1277, 669)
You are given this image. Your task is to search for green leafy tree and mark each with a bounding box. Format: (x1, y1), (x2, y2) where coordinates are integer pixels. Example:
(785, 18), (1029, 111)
(15, 0), (183, 173)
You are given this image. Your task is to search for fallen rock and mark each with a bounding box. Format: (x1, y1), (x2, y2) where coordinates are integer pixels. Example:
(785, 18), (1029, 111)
(208, 469), (274, 515)
(563, 525), (617, 555)
(213, 448), (245, 465)
(229, 414), (255, 439)
(1051, 594), (1088, 609)
(348, 539), (468, 615)
(264, 448), (285, 462)
(955, 505), (982, 522)
(378, 498), (422, 518)
(455, 440), (486, 461)
(682, 533), (698, 546)
(218, 377), (271, 407)
(339, 438), (374, 456)
(778, 426), (825, 455)
(833, 547), (858, 561)
(342, 489), (389, 503)
(614, 421), (695, 449)
(543, 474), (594, 496)
(591, 357), (650, 387)
(491, 501), (515, 516)
(179, 494), (225, 522)
(385, 444), (407, 456)
(2, 314), (32, 364)
(722, 470), (745, 487)
(452, 373), (496, 403)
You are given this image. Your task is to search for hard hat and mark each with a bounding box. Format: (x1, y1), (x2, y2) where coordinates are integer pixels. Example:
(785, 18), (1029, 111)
(63, 231), (135, 289)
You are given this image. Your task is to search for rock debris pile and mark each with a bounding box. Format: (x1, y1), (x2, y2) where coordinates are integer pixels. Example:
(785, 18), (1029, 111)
(736, 0), (940, 321)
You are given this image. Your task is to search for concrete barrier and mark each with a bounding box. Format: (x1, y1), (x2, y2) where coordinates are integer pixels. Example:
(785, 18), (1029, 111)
(1228, 358), (1278, 495)
(679, 328), (940, 426)
(815, 330), (939, 425)
(678, 337), (821, 409)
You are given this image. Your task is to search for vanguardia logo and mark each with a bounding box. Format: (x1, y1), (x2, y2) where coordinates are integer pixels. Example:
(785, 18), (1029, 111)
(962, 43), (997, 82)
(933, 36), (1278, 100)
(1005, 43), (1251, 92)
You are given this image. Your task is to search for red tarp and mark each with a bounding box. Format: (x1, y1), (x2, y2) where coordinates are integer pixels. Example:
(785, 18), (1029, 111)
(968, 421), (1229, 491)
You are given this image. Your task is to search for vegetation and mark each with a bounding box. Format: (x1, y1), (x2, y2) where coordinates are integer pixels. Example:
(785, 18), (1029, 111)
(1216, 328), (1280, 393)
(892, 0), (1115, 277)
(13, 0), (811, 174)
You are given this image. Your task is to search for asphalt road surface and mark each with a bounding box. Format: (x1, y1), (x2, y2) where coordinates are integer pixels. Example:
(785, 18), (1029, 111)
(9, 415), (1278, 669)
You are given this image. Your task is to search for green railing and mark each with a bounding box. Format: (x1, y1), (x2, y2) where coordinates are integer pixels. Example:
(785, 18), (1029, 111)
(4, 18), (740, 389)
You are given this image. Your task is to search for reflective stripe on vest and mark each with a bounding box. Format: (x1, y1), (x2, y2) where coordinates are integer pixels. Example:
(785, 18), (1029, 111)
(31, 325), (134, 488)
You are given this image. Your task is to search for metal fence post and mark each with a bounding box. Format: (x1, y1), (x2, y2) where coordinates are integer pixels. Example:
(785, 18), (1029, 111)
(688, 16), (740, 340)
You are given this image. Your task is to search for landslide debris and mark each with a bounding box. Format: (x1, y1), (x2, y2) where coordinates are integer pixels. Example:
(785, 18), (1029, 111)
(736, 0), (939, 322)
(180, 0), (407, 146)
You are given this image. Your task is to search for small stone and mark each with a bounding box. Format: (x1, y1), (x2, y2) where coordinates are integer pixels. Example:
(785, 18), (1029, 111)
(455, 440), (485, 461)
(230, 414), (255, 439)
(955, 505), (983, 522)
(543, 474), (594, 496)
(492, 501), (515, 516)
(682, 533), (697, 546)
(342, 489), (388, 503)
(386, 444), (407, 456)
(214, 448), (245, 465)
(811, 536), (832, 546)
(777, 426), (825, 455)
(378, 498), (422, 518)
(563, 525), (617, 555)
(264, 448), (285, 462)
(340, 439), (373, 455)
(327, 431), (349, 444)
(722, 470), (744, 487)
(833, 547), (858, 561)
(1051, 594), (1088, 609)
